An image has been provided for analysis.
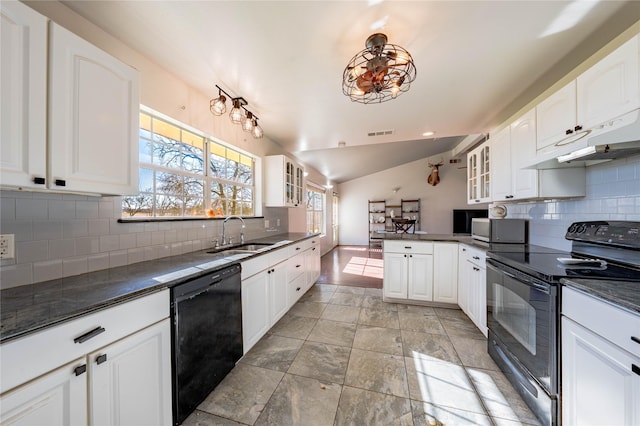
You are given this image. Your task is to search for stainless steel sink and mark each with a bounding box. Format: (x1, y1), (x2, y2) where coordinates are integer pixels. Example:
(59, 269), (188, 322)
(206, 242), (273, 255)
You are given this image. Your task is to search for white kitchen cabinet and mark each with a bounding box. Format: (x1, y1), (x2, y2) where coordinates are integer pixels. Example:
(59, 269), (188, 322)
(383, 241), (434, 302)
(577, 35), (639, 131)
(269, 263), (289, 326)
(89, 319), (171, 426)
(0, 2), (139, 195)
(0, 359), (87, 425)
(241, 268), (270, 352)
(0, 290), (171, 426)
(433, 243), (458, 304)
(534, 35), (639, 163)
(467, 141), (491, 204)
(457, 244), (487, 336)
(303, 239), (321, 292)
(562, 286), (640, 426)
(491, 108), (585, 202)
(286, 251), (306, 308)
(0, 1), (47, 190)
(264, 155), (305, 207)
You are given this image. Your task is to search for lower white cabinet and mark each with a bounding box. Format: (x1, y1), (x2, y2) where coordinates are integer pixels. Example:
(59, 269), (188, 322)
(241, 268), (271, 352)
(457, 244), (487, 336)
(0, 291), (171, 426)
(433, 242), (458, 304)
(561, 287), (640, 426)
(383, 241), (434, 302)
(304, 240), (321, 291)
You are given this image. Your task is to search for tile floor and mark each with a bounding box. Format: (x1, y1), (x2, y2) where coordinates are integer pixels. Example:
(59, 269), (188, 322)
(182, 284), (541, 426)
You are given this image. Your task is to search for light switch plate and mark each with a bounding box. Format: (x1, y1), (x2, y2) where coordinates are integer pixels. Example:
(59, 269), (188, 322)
(0, 234), (15, 259)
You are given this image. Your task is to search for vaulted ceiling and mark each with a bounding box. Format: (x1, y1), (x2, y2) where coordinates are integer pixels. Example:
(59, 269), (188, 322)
(56, 0), (640, 182)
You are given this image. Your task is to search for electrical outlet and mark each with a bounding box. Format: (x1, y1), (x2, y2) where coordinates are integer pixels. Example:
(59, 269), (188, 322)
(276, 219), (281, 227)
(0, 234), (15, 259)
(264, 219), (270, 228)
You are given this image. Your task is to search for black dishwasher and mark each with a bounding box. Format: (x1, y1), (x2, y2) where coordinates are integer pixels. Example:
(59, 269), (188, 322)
(170, 263), (242, 425)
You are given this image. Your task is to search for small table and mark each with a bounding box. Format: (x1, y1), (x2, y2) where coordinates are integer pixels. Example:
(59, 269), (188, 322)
(392, 218), (416, 234)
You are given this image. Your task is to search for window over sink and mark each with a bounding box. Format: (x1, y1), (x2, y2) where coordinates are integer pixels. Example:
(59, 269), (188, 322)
(122, 107), (256, 218)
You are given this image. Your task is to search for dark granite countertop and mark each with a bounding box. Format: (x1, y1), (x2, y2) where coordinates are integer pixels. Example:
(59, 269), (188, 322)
(373, 232), (477, 244)
(0, 233), (318, 343)
(560, 277), (640, 316)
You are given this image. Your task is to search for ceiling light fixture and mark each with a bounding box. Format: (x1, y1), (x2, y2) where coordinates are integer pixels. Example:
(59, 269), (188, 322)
(210, 84), (263, 139)
(342, 33), (417, 104)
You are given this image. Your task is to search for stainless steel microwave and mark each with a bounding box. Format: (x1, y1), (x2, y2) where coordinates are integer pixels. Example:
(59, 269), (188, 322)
(471, 218), (528, 243)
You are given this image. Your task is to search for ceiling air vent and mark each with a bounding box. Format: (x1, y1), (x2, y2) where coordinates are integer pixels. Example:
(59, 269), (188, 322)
(367, 130), (394, 137)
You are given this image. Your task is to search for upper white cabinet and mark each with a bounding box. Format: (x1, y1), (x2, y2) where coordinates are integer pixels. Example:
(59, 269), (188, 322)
(467, 141), (491, 204)
(534, 34), (639, 163)
(0, 2), (139, 195)
(265, 155), (305, 207)
(1, 1), (47, 189)
(491, 108), (586, 202)
(48, 23), (139, 195)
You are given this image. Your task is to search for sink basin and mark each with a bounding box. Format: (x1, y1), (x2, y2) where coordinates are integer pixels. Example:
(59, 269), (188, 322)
(206, 242), (273, 255)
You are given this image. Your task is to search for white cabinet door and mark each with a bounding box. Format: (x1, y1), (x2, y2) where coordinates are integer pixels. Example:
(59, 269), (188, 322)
(265, 155), (305, 207)
(242, 270), (270, 352)
(304, 245), (321, 290)
(383, 253), (408, 299)
(90, 319), (172, 426)
(510, 108), (539, 200)
(0, 1), (47, 189)
(457, 246), (470, 315)
(407, 254), (434, 301)
(467, 142), (491, 204)
(467, 149), (479, 204)
(48, 23), (139, 195)
(562, 317), (640, 426)
(269, 264), (288, 325)
(490, 127), (512, 201)
(536, 80), (577, 152)
(287, 273), (306, 309)
(433, 243), (458, 304)
(577, 35), (639, 129)
(0, 359), (87, 426)
(469, 262), (487, 337)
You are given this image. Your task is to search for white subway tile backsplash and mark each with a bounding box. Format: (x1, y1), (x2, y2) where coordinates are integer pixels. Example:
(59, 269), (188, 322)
(99, 235), (120, 252)
(136, 232), (152, 247)
(32, 221), (63, 240)
(16, 241), (49, 264)
(63, 257), (88, 277)
(1, 198), (16, 221)
(49, 239), (76, 259)
(87, 253), (110, 272)
(63, 220), (88, 238)
(75, 201), (99, 218)
(119, 233), (137, 250)
(87, 219), (110, 236)
(33, 260), (63, 283)
(15, 198), (49, 220)
(0, 263), (33, 289)
(49, 200), (76, 220)
(127, 247), (145, 264)
(109, 250), (128, 268)
(75, 237), (100, 256)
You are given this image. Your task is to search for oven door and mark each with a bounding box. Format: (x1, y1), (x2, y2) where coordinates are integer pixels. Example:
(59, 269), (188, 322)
(486, 259), (557, 393)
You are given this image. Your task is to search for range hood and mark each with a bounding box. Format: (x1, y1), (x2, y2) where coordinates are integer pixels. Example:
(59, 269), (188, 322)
(555, 108), (640, 165)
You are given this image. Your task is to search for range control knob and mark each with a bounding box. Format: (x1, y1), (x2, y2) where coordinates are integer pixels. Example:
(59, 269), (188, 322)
(568, 223), (579, 234)
(576, 224), (587, 234)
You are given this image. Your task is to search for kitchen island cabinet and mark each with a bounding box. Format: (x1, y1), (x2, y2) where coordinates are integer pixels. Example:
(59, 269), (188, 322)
(457, 244), (487, 336)
(433, 242), (459, 304)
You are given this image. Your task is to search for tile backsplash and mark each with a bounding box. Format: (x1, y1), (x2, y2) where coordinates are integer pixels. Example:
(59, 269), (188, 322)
(504, 155), (640, 251)
(0, 192), (287, 289)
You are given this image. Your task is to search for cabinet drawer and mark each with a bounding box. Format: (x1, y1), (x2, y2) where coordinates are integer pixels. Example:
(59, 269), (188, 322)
(241, 254), (270, 279)
(384, 240), (433, 254)
(0, 289), (169, 394)
(562, 286), (640, 356)
(268, 245), (290, 266)
(287, 253), (305, 281)
(288, 242), (306, 257)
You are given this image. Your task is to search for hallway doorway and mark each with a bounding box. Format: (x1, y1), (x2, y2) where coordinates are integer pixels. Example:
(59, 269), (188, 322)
(318, 245), (382, 289)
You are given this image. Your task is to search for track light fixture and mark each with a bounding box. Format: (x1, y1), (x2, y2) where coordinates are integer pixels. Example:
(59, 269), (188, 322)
(210, 84), (263, 139)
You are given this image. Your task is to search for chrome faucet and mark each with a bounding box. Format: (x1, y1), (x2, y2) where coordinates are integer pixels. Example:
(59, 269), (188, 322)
(222, 215), (246, 246)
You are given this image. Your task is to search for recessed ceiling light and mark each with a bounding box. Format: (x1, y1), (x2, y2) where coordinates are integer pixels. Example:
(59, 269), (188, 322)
(423, 131), (435, 137)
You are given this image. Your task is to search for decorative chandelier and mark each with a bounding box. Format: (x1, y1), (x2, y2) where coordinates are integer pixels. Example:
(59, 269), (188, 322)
(342, 33), (417, 104)
(210, 85), (263, 139)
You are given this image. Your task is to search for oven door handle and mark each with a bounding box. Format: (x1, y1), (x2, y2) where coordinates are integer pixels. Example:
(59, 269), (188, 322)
(502, 270), (550, 294)
(493, 341), (539, 398)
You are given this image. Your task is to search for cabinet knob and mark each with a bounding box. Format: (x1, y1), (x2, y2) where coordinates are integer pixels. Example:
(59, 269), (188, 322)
(574, 125), (583, 131)
(296, 264), (302, 268)
(473, 267), (480, 271)
(296, 287), (301, 291)
(506, 195), (514, 199)
(33, 177), (45, 185)
(633, 364), (640, 377)
(565, 129), (574, 135)
(473, 256), (480, 260)
(55, 179), (66, 187)
(631, 336), (640, 345)
(96, 354), (108, 365)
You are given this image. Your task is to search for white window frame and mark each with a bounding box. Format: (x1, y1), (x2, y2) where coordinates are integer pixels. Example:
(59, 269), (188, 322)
(306, 182), (326, 235)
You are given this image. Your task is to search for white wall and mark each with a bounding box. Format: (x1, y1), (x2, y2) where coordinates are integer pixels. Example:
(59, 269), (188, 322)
(338, 151), (485, 245)
(503, 155), (640, 251)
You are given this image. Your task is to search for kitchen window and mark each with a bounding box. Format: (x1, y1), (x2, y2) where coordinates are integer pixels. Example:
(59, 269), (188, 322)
(122, 109), (256, 218)
(306, 184), (325, 234)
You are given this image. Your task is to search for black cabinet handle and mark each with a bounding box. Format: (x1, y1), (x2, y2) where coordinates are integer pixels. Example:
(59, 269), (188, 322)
(632, 364), (640, 376)
(473, 267), (480, 271)
(74, 365), (87, 376)
(473, 256), (480, 260)
(55, 179), (66, 187)
(33, 177), (45, 185)
(565, 129), (573, 135)
(475, 200), (480, 203)
(296, 287), (301, 291)
(409, 255), (413, 258)
(296, 264), (302, 268)
(96, 354), (108, 365)
(631, 336), (640, 345)
(74, 326), (106, 344)
(574, 125), (583, 131)
(312, 247), (316, 251)
(404, 246), (412, 249)
(296, 247), (301, 251)
(506, 195), (514, 199)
